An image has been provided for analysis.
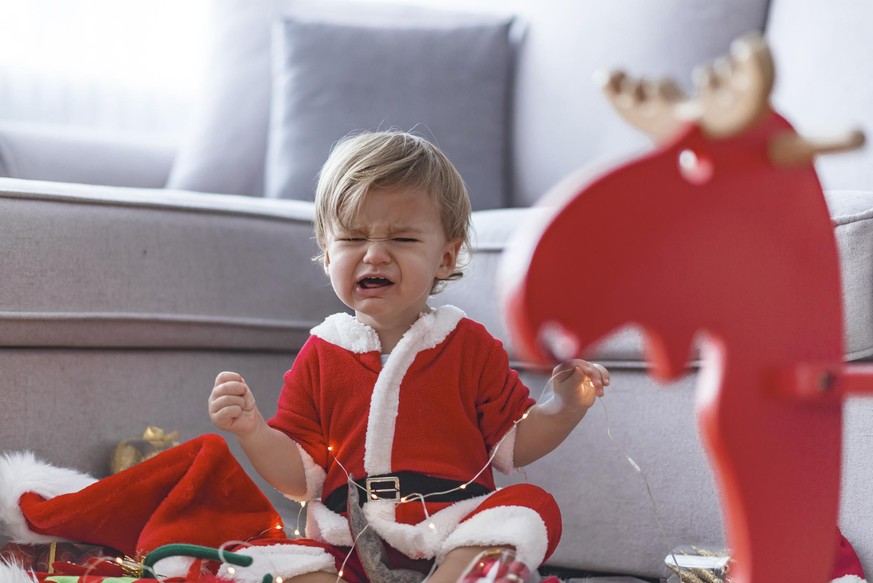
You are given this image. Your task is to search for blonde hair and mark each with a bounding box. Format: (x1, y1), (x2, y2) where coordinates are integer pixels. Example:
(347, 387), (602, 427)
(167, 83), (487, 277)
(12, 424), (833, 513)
(314, 131), (472, 293)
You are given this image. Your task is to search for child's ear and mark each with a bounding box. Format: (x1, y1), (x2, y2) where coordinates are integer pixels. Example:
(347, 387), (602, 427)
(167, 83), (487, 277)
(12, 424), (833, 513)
(437, 239), (463, 278)
(323, 251), (331, 274)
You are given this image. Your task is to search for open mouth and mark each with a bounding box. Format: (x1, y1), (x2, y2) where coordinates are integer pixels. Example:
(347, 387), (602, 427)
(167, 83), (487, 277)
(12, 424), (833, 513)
(357, 276), (394, 290)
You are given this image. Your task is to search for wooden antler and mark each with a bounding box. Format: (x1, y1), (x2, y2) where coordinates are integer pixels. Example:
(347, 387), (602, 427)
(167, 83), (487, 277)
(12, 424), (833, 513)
(695, 34), (774, 139)
(601, 33), (774, 143)
(599, 70), (695, 143)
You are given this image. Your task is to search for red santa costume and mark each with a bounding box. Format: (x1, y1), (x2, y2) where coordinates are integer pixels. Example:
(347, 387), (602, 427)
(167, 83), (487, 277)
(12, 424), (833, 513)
(256, 304), (562, 580)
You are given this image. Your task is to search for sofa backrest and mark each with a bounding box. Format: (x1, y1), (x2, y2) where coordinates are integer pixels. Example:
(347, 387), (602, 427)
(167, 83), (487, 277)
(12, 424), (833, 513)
(167, 0), (770, 208)
(397, 0), (771, 206)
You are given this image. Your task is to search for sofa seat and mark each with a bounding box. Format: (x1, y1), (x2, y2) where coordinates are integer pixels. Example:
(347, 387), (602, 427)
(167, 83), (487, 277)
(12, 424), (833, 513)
(0, 177), (345, 351)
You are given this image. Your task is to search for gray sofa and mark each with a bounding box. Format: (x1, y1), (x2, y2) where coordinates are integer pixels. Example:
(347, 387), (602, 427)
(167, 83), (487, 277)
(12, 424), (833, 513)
(2, 0), (873, 579)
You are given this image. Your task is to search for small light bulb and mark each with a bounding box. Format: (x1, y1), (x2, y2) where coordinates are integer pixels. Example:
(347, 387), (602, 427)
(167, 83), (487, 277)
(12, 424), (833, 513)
(327, 446), (334, 452)
(459, 484), (466, 490)
(227, 567), (236, 575)
(338, 570), (344, 578)
(276, 577), (284, 583)
(300, 501), (307, 507)
(275, 524), (283, 530)
(428, 522), (436, 530)
(294, 529), (301, 536)
(115, 558), (124, 565)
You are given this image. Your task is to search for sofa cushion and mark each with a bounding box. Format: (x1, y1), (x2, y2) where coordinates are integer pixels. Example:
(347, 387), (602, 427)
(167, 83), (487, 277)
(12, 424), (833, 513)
(768, 0), (873, 193)
(264, 12), (514, 208)
(437, 190), (873, 364)
(0, 177), (345, 350)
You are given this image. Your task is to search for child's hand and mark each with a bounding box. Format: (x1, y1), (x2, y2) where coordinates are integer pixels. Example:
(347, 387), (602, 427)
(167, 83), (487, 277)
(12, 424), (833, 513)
(209, 371), (262, 437)
(551, 359), (610, 412)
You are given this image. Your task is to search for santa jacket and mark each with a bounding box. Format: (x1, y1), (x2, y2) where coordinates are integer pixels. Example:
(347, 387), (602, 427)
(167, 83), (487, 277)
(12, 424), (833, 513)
(268, 305), (559, 564)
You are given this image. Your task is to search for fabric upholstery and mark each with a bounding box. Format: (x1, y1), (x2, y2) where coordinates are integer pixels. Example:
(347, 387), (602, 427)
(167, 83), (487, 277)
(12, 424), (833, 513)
(500, 0), (770, 205)
(265, 13), (514, 208)
(167, 0), (515, 206)
(166, 0), (281, 197)
(0, 122), (174, 188)
(0, 178), (344, 351)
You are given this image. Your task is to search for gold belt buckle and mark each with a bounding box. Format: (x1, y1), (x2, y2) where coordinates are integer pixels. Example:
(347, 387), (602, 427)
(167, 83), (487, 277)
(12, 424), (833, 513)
(365, 476), (401, 502)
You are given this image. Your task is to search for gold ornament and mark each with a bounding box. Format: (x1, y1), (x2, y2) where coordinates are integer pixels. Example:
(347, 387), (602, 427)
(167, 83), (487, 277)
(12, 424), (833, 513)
(110, 426), (181, 474)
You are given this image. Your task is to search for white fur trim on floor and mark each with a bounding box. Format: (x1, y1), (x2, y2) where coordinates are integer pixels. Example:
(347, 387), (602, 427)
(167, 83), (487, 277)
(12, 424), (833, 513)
(0, 561), (38, 583)
(439, 505), (549, 568)
(0, 451), (96, 543)
(217, 544), (336, 583)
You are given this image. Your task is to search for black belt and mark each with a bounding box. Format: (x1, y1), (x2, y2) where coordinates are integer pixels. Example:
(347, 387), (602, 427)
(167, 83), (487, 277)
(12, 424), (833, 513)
(322, 471), (492, 513)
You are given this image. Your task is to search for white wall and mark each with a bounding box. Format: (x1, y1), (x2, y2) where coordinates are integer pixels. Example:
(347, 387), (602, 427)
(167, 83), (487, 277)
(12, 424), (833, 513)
(0, 0), (210, 140)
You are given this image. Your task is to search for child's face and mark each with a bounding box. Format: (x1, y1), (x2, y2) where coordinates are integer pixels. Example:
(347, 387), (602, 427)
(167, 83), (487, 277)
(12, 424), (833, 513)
(324, 186), (461, 334)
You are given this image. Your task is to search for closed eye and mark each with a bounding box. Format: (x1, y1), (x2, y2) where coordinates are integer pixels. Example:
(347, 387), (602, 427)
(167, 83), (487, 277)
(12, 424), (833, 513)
(392, 237), (419, 243)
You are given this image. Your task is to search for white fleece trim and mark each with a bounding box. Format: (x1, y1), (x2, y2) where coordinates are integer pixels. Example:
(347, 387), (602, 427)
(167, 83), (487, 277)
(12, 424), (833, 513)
(306, 500), (354, 546)
(363, 493), (490, 560)
(283, 442), (326, 502)
(217, 544), (336, 583)
(0, 451), (97, 543)
(832, 576), (866, 583)
(152, 556), (196, 579)
(490, 424), (519, 475)
(364, 305), (465, 474)
(311, 312), (381, 353)
(439, 505), (549, 567)
(0, 561), (38, 583)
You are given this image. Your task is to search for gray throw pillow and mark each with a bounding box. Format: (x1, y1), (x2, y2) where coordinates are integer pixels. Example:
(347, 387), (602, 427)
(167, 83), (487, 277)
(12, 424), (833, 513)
(264, 12), (514, 209)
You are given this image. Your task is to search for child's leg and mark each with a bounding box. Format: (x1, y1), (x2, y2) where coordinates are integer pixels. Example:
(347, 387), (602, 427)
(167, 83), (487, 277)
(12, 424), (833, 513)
(426, 545), (514, 583)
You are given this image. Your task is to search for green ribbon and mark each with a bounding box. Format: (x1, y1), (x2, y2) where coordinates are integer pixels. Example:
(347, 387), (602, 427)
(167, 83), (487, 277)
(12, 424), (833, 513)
(141, 543), (253, 579)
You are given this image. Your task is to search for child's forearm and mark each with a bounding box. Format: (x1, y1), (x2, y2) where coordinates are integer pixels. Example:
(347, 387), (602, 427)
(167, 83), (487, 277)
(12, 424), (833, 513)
(512, 399), (587, 467)
(236, 419), (308, 498)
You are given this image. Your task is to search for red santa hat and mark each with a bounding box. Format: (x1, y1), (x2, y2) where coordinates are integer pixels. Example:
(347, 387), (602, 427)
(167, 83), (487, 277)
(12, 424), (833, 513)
(0, 434), (285, 560)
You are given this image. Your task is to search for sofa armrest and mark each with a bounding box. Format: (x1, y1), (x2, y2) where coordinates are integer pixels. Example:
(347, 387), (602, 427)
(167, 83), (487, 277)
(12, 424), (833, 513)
(0, 121), (176, 188)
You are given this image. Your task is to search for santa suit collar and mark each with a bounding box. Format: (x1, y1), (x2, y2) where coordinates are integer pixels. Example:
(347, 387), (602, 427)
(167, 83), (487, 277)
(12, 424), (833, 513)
(311, 305), (465, 476)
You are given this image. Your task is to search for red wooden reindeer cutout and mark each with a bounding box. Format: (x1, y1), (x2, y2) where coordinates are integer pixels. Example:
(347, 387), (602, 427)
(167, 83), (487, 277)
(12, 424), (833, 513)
(501, 34), (868, 583)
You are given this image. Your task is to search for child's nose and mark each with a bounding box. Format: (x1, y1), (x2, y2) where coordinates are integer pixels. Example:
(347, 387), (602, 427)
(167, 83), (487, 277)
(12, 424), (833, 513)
(362, 240), (391, 263)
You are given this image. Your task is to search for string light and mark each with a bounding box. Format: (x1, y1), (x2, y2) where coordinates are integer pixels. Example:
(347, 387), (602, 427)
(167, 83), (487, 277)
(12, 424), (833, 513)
(599, 397), (681, 578)
(315, 368), (647, 583)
